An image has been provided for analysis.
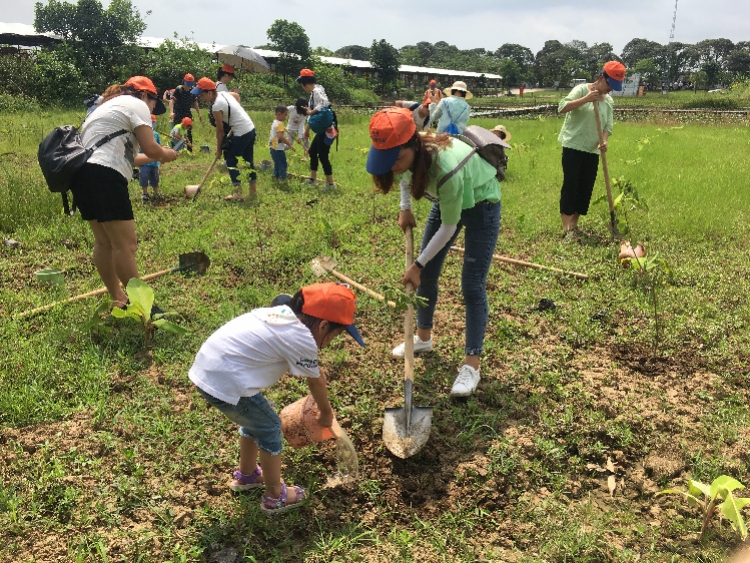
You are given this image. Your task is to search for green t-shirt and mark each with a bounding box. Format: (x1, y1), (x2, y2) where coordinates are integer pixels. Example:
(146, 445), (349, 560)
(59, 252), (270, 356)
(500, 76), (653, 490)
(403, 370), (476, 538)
(557, 83), (613, 154)
(402, 138), (500, 225)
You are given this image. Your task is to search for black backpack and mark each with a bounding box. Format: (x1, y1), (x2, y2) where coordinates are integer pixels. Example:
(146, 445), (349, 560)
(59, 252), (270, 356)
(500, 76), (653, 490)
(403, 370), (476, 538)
(438, 125), (510, 189)
(38, 125), (127, 215)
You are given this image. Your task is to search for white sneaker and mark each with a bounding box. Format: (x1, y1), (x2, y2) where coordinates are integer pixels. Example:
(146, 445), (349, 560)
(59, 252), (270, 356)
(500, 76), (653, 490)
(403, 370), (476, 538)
(391, 335), (433, 358)
(450, 365), (481, 397)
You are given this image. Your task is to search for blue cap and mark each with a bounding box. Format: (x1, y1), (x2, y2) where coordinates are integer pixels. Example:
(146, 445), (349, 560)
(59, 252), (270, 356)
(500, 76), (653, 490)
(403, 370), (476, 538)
(190, 86), (206, 95)
(604, 73), (623, 92)
(366, 145), (401, 176)
(345, 324), (366, 347)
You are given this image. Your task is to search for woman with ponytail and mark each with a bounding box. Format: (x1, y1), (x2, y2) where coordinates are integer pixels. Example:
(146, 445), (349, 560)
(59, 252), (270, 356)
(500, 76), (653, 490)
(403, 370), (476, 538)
(72, 76), (179, 310)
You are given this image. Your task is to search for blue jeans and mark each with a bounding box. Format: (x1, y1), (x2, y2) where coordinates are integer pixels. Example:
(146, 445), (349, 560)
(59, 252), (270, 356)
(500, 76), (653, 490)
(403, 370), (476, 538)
(196, 387), (283, 455)
(224, 129), (257, 185)
(270, 148), (288, 179)
(417, 200), (501, 356)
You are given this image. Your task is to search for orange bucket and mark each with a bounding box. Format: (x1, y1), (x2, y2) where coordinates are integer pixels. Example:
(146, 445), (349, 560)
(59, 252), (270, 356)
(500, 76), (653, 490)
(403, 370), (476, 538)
(280, 395), (336, 449)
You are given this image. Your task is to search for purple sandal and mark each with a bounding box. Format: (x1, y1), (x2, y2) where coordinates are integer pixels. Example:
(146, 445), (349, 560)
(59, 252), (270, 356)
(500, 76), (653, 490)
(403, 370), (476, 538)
(230, 466), (263, 491)
(260, 483), (306, 515)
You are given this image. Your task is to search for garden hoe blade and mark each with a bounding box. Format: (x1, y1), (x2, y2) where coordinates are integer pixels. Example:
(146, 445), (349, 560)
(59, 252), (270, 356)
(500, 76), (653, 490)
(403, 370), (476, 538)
(177, 251), (211, 276)
(383, 226), (432, 459)
(310, 255), (338, 278)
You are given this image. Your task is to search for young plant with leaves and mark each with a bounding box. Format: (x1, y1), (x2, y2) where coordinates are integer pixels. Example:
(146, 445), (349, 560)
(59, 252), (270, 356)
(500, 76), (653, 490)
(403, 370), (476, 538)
(110, 279), (188, 346)
(657, 476), (750, 541)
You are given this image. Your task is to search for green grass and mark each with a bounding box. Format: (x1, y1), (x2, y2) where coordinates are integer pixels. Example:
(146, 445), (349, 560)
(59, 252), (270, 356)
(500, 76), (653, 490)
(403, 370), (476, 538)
(1, 107), (750, 561)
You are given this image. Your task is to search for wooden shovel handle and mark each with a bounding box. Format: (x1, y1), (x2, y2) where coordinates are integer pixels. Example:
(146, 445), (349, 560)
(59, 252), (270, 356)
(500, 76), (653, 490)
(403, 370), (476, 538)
(404, 226), (415, 385)
(451, 246), (588, 280)
(16, 267), (177, 320)
(326, 269), (397, 308)
(592, 100), (614, 213)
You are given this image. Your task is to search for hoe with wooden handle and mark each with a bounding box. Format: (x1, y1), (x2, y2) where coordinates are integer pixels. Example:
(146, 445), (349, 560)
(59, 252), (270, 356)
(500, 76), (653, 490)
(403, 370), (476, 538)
(310, 256), (396, 308)
(593, 99), (622, 239)
(17, 252), (210, 320)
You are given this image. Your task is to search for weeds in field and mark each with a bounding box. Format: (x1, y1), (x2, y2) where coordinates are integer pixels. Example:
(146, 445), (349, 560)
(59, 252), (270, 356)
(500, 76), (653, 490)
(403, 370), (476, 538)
(658, 476), (750, 541)
(111, 279), (188, 347)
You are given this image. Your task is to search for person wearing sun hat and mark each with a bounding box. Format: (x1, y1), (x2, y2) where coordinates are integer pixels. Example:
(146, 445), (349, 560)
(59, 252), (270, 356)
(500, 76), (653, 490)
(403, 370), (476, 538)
(557, 60), (626, 241)
(188, 282), (364, 514)
(192, 77), (258, 200)
(366, 107), (507, 398)
(71, 76), (178, 310)
(430, 80), (473, 134)
(168, 73), (202, 152)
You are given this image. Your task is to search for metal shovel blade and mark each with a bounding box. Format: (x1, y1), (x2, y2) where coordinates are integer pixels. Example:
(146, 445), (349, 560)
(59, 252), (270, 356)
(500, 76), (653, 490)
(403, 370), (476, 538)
(383, 380), (433, 459)
(310, 255), (337, 277)
(178, 252), (211, 276)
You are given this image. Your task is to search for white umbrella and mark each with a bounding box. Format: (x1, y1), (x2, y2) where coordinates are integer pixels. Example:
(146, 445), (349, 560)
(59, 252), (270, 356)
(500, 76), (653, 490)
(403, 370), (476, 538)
(216, 45), (270, 73)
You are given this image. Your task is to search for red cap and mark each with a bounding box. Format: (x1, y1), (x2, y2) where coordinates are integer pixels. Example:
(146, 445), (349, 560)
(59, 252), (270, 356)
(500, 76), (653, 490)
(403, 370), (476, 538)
(301, 283), (365, 346)
(603, 61), (626, 81)
(184, 73), (195, 82)
(429, 79), (436, 85)
(299, 68), (315, 77)
(125, 76), (157, 96)
(181, 117), (193, 127)
(369, 107), (416, 151)
(150, 114), (157, 122)
(221, 64), (235, 73)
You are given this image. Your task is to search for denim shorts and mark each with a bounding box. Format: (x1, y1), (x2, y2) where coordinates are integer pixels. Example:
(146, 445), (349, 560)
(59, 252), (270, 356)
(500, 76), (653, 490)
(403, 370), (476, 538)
(197, 387), (283, 455)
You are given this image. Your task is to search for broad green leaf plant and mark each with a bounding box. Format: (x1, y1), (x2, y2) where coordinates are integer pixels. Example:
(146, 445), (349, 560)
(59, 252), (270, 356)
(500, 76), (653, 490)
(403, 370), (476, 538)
(657, 476), (750, 540)
(111, 278), (188, 346)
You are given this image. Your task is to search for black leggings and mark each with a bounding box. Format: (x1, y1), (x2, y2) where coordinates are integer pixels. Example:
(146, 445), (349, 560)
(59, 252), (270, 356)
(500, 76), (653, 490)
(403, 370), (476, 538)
(560, 147), (599, 215)
(309, 133), (332, 176)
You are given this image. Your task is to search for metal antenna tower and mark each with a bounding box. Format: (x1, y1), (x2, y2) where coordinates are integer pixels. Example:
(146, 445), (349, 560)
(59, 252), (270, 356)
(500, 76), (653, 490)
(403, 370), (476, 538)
(669, 0), (679, 43)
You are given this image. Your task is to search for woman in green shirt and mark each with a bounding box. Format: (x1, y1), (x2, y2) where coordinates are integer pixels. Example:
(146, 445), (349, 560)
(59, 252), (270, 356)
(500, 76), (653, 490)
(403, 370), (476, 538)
(367, 108), (507, 398)
(557, 61), (626, 240)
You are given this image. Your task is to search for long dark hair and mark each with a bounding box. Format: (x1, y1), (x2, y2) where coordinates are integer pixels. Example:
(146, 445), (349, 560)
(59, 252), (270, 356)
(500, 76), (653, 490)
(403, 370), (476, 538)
(288, 290), (345, 337)
(294, 97), (308, 115)
(371, 132), (453, 200)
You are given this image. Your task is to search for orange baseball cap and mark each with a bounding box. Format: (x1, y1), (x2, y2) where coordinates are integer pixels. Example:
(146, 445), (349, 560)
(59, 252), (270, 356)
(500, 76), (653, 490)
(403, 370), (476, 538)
(301, 283), (365, 346)
(184, 73), (195, 85)
(429, 79), (436, 87)
(366, 108), (416, 175)
(603, 61), (626, 91)
(125, 76), (166, 114)
(190, 77), (217, 95)
(296, 68), (316, 83)
(220, 64), (235, 73)
(181, 117), (193, 127)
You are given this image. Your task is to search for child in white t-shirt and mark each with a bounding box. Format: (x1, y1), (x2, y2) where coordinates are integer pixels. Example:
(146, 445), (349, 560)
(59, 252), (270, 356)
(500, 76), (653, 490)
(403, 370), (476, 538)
(188, 283), (365, 515)
(268, 105), (295, 181)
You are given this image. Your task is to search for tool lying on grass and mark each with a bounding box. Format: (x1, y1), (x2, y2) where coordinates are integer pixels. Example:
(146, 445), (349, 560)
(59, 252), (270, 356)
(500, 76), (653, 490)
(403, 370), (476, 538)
(593, 99), (622, 239)
(382, 226), (433, 459)
(17, 252), (210, 319)
(450, 246), (588, 280)
(310, 256), (396, 307)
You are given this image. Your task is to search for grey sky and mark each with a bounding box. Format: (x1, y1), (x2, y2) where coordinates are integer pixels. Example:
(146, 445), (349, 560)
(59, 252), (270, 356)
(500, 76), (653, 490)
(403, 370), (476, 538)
(2, 0), (747, 55)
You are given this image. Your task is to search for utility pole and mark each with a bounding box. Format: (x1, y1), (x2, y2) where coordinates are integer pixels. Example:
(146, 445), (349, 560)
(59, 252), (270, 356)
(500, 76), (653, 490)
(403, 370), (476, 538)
(662, 0), (679, 94)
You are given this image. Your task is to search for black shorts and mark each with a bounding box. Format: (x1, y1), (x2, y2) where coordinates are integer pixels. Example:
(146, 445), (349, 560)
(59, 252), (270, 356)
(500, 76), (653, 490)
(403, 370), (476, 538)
(560, 147), (599, 216)
(71, 163), (134, 222)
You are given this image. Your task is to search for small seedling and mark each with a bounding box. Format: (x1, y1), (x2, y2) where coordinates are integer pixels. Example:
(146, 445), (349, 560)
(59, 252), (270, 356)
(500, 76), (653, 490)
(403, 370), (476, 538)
(380, 286), (428, 313)
(111, 278), (188, 346)
(657, 476), (750, 540)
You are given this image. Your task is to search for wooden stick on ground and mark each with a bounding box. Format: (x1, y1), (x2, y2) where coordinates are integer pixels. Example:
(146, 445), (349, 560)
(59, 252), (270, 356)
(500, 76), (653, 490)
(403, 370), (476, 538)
(450, 246), (589, 280)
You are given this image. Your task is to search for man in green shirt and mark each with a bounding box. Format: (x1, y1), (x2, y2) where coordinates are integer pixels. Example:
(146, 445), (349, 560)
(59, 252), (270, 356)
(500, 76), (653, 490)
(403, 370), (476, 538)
(557, 61), (625, 240)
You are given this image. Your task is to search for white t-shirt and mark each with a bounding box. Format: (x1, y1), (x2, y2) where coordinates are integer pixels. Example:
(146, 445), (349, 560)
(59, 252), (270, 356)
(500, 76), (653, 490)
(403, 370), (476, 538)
(216, 82), (229, 92)
(81, 95), (151, 180)
(309, 84), (330, 111)
(188, 305), (320, 405)
(402, 100), (430, 131)
(212, 93), (254, 136)
(287, 105), (307, 137)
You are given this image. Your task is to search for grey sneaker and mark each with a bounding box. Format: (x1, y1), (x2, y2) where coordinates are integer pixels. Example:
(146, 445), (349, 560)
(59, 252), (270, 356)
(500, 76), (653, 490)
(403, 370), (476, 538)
(304, 178), (317, 185)
(391, 335), (433, 358)
(450, 365), (480, 397)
